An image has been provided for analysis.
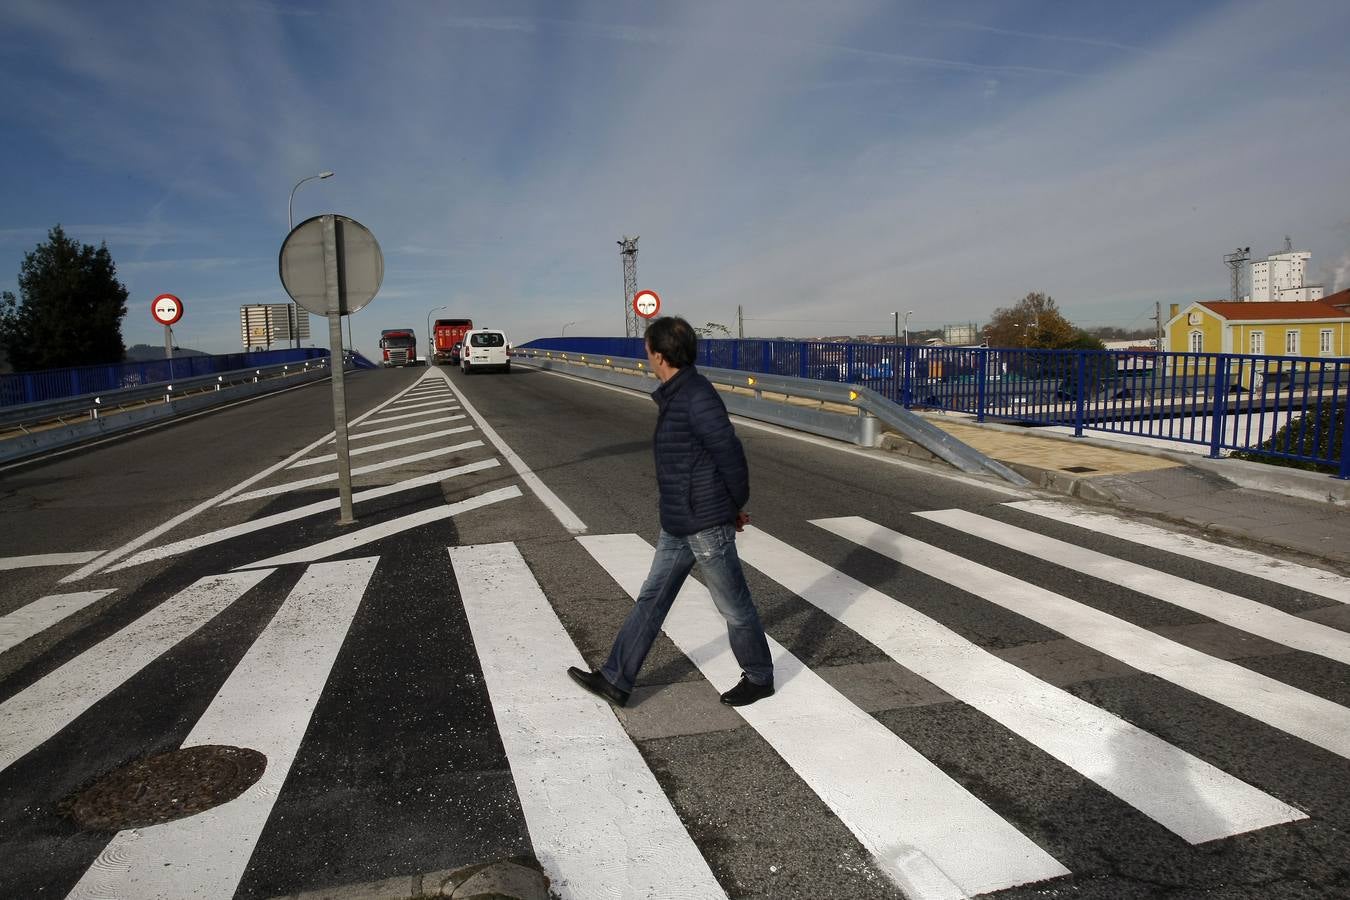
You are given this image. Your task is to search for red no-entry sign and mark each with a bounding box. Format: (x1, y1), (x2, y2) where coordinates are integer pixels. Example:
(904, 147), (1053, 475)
(152, 294), (183, 326)
(633, 290), (661, 319)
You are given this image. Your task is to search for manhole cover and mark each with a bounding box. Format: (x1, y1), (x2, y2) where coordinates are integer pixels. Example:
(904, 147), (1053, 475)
(60, 745), (266, 830)
(1060, 466), (1098, 473)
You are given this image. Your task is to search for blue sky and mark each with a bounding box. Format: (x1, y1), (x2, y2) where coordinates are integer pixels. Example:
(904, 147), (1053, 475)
(2, 0), (1348, 355)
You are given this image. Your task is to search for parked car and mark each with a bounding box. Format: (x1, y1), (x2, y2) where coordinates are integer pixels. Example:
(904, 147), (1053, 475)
(460, 328), (511, 374)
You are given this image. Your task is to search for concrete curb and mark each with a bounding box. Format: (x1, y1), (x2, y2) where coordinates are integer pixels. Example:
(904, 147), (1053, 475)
(877, 433), (1118, 502)
(268, 858), (551, 900)
(911, 413), (1350, 506)
(878, 430), (1350, 572)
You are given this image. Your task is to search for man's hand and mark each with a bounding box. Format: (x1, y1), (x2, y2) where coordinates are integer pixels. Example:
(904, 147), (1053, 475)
(735, 511), (751, 532)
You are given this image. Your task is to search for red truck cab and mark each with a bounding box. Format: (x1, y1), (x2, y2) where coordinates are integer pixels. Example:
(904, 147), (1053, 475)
(379, 329), (419, 367)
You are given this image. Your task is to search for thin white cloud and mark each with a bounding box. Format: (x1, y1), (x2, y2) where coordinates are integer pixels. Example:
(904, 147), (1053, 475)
(2, 0), (1348, 357)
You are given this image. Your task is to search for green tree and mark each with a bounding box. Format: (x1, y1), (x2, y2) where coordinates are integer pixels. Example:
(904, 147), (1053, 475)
(984, 292), (1078, 349)
(0, 225), (129, 371)
(693, 321), (731, 338)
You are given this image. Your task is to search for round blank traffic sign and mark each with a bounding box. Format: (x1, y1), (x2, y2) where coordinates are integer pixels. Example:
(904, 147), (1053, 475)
(633, 289), (661, 318)
(152, 294), (183, 326)
(279, 214), (383, 316)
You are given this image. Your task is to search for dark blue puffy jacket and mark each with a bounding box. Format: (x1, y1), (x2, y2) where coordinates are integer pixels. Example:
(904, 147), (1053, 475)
(651, 366), (750, 536)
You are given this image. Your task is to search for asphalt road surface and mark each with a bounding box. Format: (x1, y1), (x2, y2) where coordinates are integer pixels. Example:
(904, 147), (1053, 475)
(1, 362), (1348, 899)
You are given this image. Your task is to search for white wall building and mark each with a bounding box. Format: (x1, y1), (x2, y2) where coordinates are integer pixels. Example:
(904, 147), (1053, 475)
(1248, 248), (1324, 301)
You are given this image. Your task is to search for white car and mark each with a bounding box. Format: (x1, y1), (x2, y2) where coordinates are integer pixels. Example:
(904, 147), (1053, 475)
(460, 328), (511, 374)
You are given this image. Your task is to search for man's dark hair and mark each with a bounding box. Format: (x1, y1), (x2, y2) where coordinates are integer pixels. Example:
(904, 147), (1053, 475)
(644, 316), (697, 368)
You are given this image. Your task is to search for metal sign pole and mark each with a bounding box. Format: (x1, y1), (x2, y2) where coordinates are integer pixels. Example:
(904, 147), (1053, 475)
(164, 324), (174, 379)
(323, 215), (356, 525)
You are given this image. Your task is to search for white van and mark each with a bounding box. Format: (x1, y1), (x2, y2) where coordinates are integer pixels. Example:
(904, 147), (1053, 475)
(460, 328), (511, 374)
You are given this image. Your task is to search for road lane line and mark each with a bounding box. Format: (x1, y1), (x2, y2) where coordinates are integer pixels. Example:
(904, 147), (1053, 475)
(816, 516), (1350, 760)
(65, 558), (376, 900)
(918, 509), (1350, 667)
(434, 368), (587, 534)
(391, 394), (448, 404)
(0, 552), (105, 570)
(107, 460), (501, 571)
(451, 542), (727, 900)
(58, 376), (431, 583)
(222, 441), (485, 504)
(292, 426), (475, 467)
(0, 590), (117, 655)
(375, 398), (446, 413)
(237, 486), (522, 568)
(361, 406), (461, 426)
(578, 532), (1068, 899)
(338, 414), (466, 442)
(0, 570), (273, 773)
(737, 528), (1305, 843)
(1005, 500), (1350, 604)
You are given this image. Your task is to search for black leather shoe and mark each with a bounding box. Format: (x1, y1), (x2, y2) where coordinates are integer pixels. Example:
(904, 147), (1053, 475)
(720, 675), (775, 706)
(567, 666), (630, 708)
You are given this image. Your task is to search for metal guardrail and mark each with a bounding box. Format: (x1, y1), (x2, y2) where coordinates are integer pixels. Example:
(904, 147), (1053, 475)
(0, 347), (329, 408)
(512, 349), (1030, 486)
(0, 359), (335, 465)
(0, 358), (330, 432)
(526, 337), (1350, 479)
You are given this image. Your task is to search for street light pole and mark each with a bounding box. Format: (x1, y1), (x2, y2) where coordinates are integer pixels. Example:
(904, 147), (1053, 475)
(287, 171), (334, 349)
(562, 321), (578, 337)
(903, 310), (914, 347)
(427, 305), (450, 363)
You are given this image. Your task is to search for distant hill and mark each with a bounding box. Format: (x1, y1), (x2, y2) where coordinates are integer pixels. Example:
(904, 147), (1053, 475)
(124, 343), (212, 362)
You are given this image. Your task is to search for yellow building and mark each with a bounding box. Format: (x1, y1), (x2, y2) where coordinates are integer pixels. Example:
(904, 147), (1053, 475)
(1165, 300), (1350, 358)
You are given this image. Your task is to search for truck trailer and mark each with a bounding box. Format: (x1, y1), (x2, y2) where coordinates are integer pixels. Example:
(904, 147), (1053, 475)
(432, 318), (473, 365)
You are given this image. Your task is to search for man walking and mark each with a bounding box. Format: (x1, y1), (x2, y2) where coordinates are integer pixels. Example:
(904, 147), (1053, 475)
(568, 316), (775, 708)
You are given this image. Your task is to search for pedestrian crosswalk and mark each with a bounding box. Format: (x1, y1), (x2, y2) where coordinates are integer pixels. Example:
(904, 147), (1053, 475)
(2, 496), (1347, 899)
(5, 365), (1349, 898)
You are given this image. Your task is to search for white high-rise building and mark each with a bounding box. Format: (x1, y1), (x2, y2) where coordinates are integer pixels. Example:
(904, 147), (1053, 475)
(1248, 244), (1324, 301)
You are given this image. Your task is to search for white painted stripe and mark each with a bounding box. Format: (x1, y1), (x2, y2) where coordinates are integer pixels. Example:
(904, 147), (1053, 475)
(223, 440), (485, 504)
(362, 406), (461, 426)
(737, 528), (1304, 843)
(434, 369), (587, 534)
(918, 509), (1350, 667)
(452, 543), (726, 900)
(292, 426), (475, 468)
(341, 414), (466, 442)
(59, 381), (415, 583)
(391, 394), (447, 405)
(66, 558), (376, 900)
(0, 590), (117, 655)
(378, 398), (447, 413)
(60, 370), (442, 583)
(578, 533), (1067, 899)
(0, 570), (272, 773)
(1006, 499), (1350, 605)
(238, 486), (523, 568)
(816, 516), (1350, 760)
(0, 551), (104, 570)
(107, 460), (501, 571)
(393, 390), (449, 401)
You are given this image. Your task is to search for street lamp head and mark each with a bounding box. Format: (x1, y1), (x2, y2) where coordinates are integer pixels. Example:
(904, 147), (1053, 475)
(319, 171), (334, 179)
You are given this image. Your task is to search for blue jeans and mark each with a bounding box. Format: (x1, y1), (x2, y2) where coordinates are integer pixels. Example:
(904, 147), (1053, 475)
(601, 524), (774, 693)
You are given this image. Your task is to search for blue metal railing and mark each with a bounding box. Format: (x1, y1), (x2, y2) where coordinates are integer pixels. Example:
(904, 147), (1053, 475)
(0, 348), (330, 408)
(523, 337), (1349, 478)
